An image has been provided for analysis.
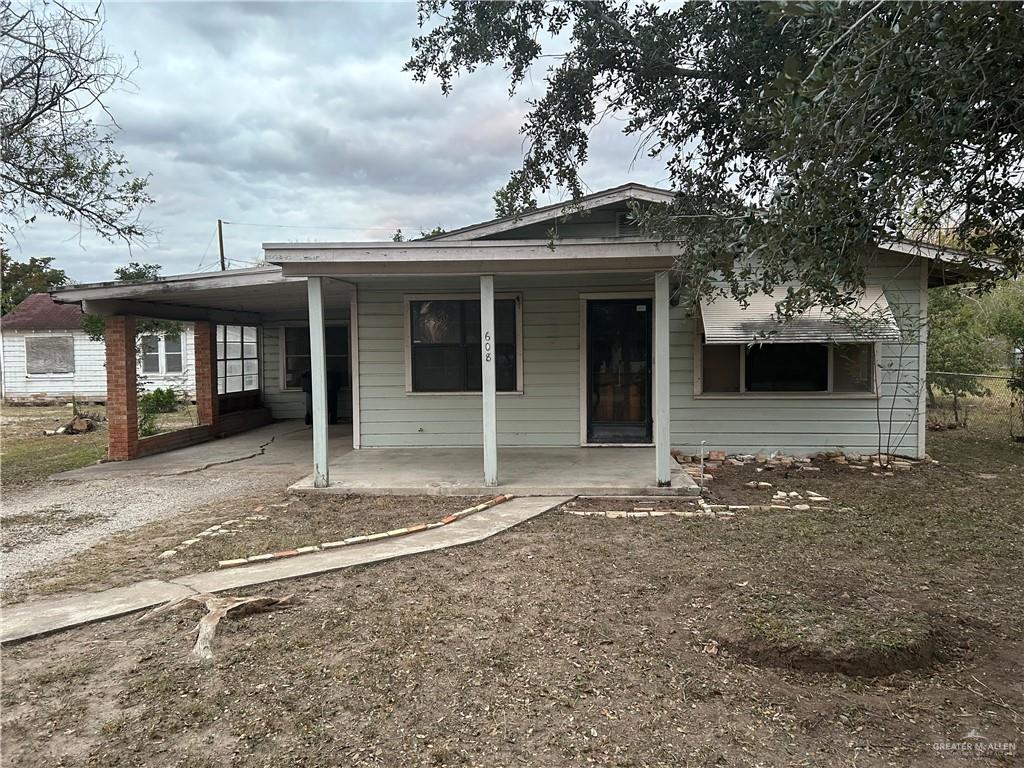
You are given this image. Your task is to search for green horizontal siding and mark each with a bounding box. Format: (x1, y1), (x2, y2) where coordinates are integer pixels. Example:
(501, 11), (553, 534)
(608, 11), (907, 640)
(669, 251), (922, 456)
(358, 273), (654, 447)
(355, 253), (923, 456)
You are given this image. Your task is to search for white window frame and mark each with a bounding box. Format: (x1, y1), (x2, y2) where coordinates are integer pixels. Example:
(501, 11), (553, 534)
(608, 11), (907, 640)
(692, 318), (881, 399)
(403, 293), (524, 395)
(217, 324), (261, 394)
(137, 332), (188, 376)
(24, 333), (75, 378)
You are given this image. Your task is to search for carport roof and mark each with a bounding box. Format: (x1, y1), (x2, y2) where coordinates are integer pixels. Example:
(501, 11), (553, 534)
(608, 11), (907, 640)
(50, 266), (351, 324)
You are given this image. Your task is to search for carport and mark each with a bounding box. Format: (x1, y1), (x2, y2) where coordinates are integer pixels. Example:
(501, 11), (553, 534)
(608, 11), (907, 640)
(52, 267), (354, 461)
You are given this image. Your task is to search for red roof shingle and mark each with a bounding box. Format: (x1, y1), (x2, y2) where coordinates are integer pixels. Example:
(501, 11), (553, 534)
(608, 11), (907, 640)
(2, 293), (84, 330)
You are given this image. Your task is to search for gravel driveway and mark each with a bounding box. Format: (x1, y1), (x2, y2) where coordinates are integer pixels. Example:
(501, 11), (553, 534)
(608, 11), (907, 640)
(1, 422), (350, 583)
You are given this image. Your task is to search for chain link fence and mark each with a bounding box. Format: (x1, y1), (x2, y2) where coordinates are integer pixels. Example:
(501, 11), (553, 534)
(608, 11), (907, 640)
(927, 371), (1023, 442)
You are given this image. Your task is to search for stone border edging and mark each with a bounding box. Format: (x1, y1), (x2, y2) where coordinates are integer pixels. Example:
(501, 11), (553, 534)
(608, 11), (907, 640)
(216, 494), (514, 569)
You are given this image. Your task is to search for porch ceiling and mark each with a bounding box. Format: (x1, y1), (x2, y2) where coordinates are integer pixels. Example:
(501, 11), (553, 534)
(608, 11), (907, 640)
(52, 267), (352, 324)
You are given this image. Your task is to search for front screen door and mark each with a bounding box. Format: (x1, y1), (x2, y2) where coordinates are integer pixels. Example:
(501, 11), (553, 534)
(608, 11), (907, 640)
(586, 298), (653, 443)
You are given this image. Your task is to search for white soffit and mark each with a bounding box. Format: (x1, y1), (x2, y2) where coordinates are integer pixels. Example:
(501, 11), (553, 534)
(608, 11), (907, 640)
(699, 286), (902, 344)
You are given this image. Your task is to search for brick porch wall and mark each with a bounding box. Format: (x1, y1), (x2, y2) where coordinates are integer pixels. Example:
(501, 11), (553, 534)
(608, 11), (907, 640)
(104, 316), (139, 461)
(194, 320), (219, 428)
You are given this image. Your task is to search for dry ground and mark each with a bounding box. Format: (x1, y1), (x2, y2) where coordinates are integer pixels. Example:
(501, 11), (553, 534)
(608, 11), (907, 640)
(2, 493), (488, 603)
(1, 428), (1021, 767)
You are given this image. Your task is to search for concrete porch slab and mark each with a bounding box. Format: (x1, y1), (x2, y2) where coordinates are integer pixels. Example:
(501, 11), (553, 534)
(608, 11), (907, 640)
(290, 446), (699, 497)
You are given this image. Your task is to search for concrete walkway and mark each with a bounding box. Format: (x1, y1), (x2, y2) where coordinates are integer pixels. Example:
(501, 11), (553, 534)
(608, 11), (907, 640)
(0, 496), (568, 645)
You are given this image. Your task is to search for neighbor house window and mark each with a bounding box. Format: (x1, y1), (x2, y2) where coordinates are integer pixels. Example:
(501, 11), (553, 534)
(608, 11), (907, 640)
(700, 341), (875, 395)
(163, 334), (183, 373)
(140, 333), (185, 375)
(407, 297), (520, 392)
(25, 336), (74, 375)
(217, 325), (259, 394)
(140, 335), (161, 374)
(283, 326), (349, 390)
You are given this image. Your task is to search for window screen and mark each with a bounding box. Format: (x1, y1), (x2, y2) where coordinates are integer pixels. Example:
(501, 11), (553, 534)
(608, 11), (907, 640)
(832, 344), (874, 392)
(409, 299), (517, 392)
(701, 343), (741, 393)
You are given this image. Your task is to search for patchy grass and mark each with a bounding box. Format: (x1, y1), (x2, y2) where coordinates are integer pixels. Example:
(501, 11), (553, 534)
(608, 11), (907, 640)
(0, 403), (201, 488)
(1, 427), (1021, 767)
(0, 405), (107, 487)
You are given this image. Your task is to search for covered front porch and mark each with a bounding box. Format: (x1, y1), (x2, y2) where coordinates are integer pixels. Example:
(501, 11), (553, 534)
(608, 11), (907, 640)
(290, 445), (699, 497)
(268, 237), (684, 494)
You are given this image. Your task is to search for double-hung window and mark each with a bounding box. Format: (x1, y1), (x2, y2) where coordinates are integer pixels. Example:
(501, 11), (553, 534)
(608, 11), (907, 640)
(407, 297), (520, 393)
(139, 333), (185, 375)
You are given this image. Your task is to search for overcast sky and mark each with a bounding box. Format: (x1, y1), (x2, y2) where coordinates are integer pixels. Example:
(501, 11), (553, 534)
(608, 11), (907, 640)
(10, 1), (668, 284)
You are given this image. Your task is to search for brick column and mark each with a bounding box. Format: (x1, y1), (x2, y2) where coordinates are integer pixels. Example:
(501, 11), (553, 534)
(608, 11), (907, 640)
(194, 320), (219, 428)
(105, 316), (139, 461)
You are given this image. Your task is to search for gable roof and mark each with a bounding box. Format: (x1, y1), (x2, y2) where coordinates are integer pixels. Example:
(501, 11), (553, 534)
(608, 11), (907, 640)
(429, 182), (675, 242)
(3, 292), (84, 330)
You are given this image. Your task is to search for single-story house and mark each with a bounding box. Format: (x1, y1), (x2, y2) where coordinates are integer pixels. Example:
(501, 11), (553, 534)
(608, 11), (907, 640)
(51, 183), (976, 489)
(1, 292), (195, 402)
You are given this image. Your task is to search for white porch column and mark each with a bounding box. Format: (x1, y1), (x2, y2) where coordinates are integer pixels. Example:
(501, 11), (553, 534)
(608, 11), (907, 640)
(654, 270), (672, 486)
(480, 274), (498, 486)
(307, 277), (330, 488)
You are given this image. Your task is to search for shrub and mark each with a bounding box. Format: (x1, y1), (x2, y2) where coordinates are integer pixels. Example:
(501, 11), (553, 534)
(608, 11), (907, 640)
(139, 387), (178, 414)
(137, 387), (179, 437)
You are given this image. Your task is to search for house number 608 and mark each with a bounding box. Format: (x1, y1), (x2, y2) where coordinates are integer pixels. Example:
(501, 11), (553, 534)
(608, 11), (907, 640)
(483, 331), (492, 362)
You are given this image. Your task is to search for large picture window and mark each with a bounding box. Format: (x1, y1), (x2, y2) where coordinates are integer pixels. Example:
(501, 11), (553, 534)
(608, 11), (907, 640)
(700, 341), (875, 395)
(217, 325), (260, 394)
(283, 326), (349, 390)
(407, 297), (520, 393)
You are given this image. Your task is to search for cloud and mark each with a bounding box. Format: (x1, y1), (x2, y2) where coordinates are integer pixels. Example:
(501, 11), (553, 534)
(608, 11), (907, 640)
(8, 1), (665, 283)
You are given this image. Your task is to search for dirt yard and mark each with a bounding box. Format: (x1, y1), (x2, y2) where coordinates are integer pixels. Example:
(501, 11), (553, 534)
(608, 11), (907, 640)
(2, 492), (488, 603)
(1, 429), (1021, 767)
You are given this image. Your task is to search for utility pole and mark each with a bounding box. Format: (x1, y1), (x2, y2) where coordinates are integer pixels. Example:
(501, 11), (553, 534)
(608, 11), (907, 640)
(217, 218), (226, 271)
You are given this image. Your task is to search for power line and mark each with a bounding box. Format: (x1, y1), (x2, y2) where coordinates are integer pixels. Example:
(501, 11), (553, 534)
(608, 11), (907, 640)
(222, 220), (421, 233)
(195, 226), (218, 272)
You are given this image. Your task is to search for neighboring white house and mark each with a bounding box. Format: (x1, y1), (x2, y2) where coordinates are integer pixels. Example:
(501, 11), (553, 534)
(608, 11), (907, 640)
(1, 293), (196, 402)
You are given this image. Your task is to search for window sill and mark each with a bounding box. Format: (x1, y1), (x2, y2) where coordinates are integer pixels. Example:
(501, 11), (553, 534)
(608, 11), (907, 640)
(694, 392), (879, 400)
(25, 374), (74, 378)
(404, 390), (525, 397)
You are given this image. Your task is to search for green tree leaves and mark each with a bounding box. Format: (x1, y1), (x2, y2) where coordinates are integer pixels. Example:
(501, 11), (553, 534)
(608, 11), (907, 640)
(408, 1), (1023, 310)
(0, 250), (69, 315)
